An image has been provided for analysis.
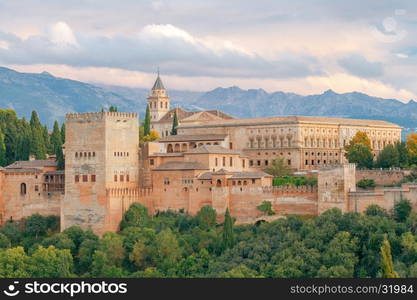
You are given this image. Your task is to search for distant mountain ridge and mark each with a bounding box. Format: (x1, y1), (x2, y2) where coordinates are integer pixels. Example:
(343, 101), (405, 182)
(0, 67), (415, 137)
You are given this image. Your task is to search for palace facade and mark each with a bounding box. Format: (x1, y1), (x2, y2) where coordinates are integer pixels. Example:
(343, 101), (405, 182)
(0, 74), (412, 235)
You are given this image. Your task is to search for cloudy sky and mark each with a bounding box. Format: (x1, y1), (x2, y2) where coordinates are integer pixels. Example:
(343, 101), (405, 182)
(1, 0), (417, 101)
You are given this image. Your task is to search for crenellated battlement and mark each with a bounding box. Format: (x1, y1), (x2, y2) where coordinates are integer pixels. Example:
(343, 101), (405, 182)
(262, 185), (317, 193)
(66, 112), (138, 121)
(106, 187), (153, 197)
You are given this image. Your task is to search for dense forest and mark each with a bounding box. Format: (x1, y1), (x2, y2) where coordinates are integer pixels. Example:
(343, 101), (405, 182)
(0, 201), (416, 278)
(0, 109), (65, 168)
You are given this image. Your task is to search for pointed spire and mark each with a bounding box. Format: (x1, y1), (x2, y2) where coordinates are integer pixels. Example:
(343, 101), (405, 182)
(152, 69), (165, 90)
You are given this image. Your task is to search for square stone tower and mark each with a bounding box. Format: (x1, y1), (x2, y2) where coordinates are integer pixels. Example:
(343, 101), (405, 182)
(61, 112), (139, 234)
(317, 163), (356, 213)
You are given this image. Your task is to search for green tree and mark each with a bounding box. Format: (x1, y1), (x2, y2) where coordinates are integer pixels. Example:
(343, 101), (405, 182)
(109, 106), (118, 112)
(345, 143), (373, 169)
(98, 232), (125, 267)
(152, 229), (182, 268)
(29, 246), (74, 277)
(380, 237), (400, 278)
(365, 205), (388, 217)
(222, 208), (235, 250)
(129, 240), (148, 269)
(170, 110), (178, 135)
(407, 133), (417, 165)
(120, 203), (150, 230)
(60, 123), (65, 143)
(195, 206), (217, 230)
(24, 214), (48, 239)
(395, 141), (409, 167)
(265, 157), (291, 177)
(376, 144), (400, 168)
(51, 121), (64, 169)
(219, 265), (260, 278)
(29, 111), (47, 159)
(0, 233), (11, 249)
(0, 247), (31, 277)
(394, 199), (412, 222)
(0, 127), (6, 166)
(257, 201), (275, 216)
(144, 105), (151, 136)
(142, 130), (160, 142)
(345, 131), (372, 152)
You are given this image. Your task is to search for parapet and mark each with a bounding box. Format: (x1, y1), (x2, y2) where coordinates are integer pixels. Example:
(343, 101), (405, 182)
(262, 185), (317, 193)
(66, 112), (138, 121)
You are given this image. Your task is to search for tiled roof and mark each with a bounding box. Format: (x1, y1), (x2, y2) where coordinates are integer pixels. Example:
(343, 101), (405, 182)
(186, 145), (240, 154)
(155, 108), (234, 124)
(198, 170), (272, 179)
(153, 161), (209, 171)
(158, 134), (228, 142)
(3, 168), (43, 173)
(5, 160), (57, 169)
(44, 170), (65, 175)
(178, 115), (401, 129)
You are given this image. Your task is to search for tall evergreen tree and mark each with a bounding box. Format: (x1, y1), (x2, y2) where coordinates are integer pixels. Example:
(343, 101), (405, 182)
(16, 118), (31, 161)
(29, 111), (47, 159)
(380, 237), (399, 278)
(395, 141), (409, 167)
(144, 105), (151, 136)
(51, 121), (64, 169)
(222, 208), (235, 250)
(109, 106), (118, 112)
(60, 123), (66, 143)
(171, 110), (178, 135)
(0, 127), (7, 166)
(43, 125), (52, 154)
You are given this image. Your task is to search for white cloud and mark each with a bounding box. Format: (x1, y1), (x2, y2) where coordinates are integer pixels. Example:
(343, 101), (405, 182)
(48, 22), (79, 48)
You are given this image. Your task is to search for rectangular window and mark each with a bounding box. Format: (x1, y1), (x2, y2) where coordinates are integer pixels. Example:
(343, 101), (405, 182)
(215, 157), (218, 166)
(222, 157), (226, 167)
(126, 174), (130, 182)
(257, 160), (261, 166)
(75, 175), (79, 183)
(34, 185), (39, 192)
(252, 179), (256, 184)
(114, 175), (118, 182)
(91, 175), (96, 182)
(120, 175), (124, 182)
(288, 159), (291, 166)
(150, 159), (154, 166)
(229, 142), (233, 149)
(230, 157), (233, 167)
(249, 160), (253, 167)
(265, 160), (269, 166)
(242, 160), (246, 168)
(82, 175), (88, 182)
(305, 160), (308, 165)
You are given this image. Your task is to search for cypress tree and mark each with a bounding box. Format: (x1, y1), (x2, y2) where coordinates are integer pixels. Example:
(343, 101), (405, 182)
(16, 118), (31, 161)
(29, 111), (47, 159)
(222, 208), (235, 250)
(0, 127), (6, 166)
(43, 125), (52, 154)
(60, 123), (65, 143)
(171, 110), (178, 135)
(51, 121), (64, 169)
(380, 236), (399, 278)
(144, 105), (151, 136)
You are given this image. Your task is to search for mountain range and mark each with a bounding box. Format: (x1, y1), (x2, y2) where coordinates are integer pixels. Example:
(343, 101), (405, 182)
(0, 66), (416, 137)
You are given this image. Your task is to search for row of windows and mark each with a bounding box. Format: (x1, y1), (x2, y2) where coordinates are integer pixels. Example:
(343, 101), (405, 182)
(257, 152), (291, 156)
(149, 101), (168, 109)
(182, 179), (194, 185)
(75, 152), (96, 158)
(214, 157), (246, 168)
(75, 175), (96, 183)
(114, 174), (130, 182)
(305, 152), (338, 157)
(305, 159), (339, 166)
(249, 128), (293, 134)
(250, 159), (291, 167)
(304, 138), (338, 148)
(114, 152), (129, 157)
(248, 137), (292, 149)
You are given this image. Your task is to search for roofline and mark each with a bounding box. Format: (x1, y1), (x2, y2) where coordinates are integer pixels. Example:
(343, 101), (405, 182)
(177, 116), (401, 130)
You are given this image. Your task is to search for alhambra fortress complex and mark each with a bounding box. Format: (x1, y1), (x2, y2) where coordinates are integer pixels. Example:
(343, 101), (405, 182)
(0, 74), (416, 235)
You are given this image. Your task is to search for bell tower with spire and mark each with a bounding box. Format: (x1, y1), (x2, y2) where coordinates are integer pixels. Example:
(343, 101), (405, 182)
(147, 70), (170, 122)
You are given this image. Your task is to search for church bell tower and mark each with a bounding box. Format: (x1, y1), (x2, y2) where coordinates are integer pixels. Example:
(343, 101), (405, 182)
(147, 71), (170, 122)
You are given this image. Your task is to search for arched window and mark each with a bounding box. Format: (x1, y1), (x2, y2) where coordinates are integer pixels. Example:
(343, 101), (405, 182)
(75, 152), (78, 158)
(20, 183), (27, 195)
(167, 144), (173, 153)
(216, 179), (222, 187)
